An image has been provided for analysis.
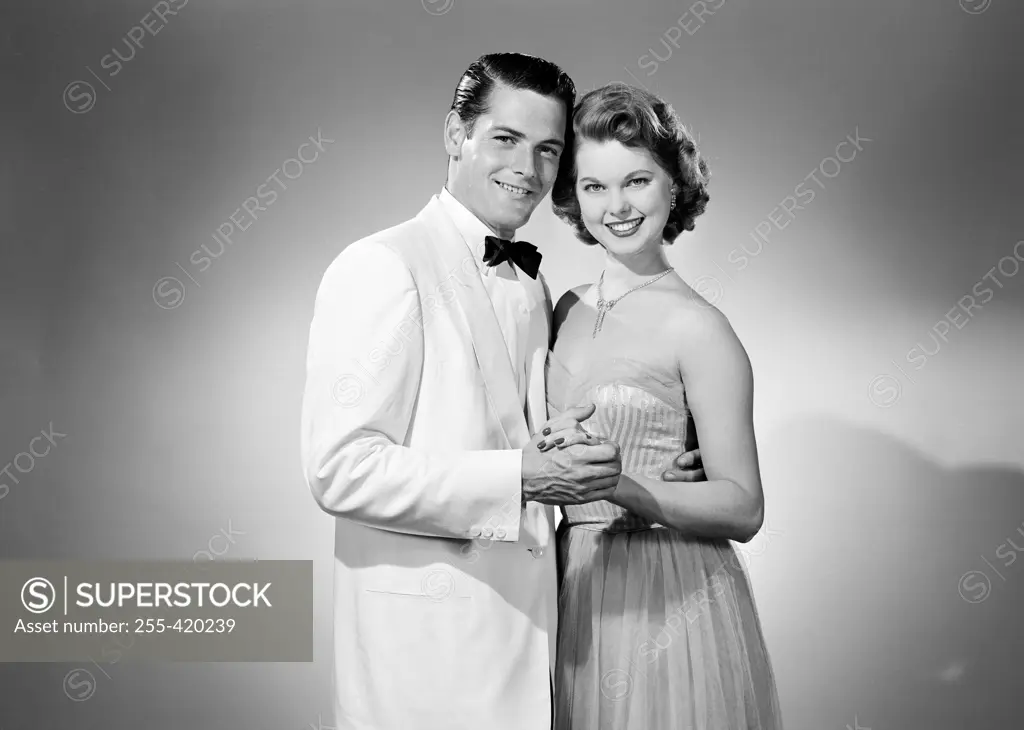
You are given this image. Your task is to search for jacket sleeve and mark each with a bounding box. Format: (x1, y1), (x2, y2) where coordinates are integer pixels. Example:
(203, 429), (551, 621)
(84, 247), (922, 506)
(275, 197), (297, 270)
(300, 239), (524, 540)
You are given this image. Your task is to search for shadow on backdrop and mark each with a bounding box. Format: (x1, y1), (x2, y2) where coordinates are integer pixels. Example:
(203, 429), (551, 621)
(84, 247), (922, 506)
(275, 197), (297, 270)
(758, 415), (1023, 730)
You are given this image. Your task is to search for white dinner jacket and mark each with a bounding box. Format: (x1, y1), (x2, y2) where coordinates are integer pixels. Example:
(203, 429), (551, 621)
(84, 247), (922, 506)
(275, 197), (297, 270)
(301, 195), (557, 730)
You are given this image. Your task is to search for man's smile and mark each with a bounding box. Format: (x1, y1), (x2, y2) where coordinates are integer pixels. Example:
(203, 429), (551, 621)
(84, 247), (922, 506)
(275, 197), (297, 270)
(495, 180), (534, 198)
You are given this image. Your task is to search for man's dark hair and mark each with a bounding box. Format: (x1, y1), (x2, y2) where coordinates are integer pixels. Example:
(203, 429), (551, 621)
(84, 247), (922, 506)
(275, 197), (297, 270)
(449, 53), (576, 137)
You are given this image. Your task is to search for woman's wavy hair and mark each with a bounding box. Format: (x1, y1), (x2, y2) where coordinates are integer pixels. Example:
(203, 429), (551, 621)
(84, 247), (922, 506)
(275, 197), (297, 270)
(551, 83), (710, 245)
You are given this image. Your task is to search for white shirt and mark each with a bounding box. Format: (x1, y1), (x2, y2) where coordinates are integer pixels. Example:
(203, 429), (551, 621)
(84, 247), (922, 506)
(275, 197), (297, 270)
(437, 187), (532, 413)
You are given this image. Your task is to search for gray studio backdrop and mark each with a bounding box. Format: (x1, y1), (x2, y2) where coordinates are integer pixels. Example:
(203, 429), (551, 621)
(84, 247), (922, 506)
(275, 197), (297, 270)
(2, 0), (1023, 728)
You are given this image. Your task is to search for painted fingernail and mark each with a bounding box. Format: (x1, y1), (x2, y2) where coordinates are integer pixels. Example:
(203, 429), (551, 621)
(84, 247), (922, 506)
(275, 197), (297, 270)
(537, 441), (546, 450)
(542, 428), (551, 436)
(554, 437), (565, 445)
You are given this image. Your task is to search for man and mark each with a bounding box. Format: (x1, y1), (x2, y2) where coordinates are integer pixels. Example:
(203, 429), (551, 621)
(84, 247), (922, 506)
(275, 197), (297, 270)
(300, 53), (703, 730)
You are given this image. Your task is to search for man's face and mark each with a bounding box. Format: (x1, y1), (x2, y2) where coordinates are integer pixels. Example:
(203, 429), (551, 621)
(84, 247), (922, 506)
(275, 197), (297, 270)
(447, 83), (567, 237)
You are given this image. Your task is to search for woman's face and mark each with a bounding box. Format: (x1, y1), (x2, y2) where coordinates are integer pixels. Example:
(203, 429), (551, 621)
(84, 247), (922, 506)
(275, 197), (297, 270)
(574, 139), (675, 256)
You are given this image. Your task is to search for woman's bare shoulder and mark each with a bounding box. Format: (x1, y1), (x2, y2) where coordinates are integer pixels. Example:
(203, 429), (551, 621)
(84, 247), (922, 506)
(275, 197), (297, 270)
(658, 281), (751, 375)
(553, 283), (593, 332)
(661, 280), (733, 337)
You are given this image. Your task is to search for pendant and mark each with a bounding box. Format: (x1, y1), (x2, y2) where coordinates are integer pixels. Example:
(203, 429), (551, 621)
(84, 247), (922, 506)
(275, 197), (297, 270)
(593, 301), (611, 338)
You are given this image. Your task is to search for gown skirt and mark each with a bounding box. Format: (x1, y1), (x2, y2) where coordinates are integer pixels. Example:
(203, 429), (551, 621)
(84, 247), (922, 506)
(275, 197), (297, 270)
(547, 353), (784, 729)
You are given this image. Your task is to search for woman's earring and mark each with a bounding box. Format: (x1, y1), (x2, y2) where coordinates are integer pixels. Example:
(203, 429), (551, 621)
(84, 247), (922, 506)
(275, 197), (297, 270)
(670, 193), (677, 210)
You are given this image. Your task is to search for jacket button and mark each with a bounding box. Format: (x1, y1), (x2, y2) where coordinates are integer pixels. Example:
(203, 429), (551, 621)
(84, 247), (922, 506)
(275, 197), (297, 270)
(482, 526), (494, 538)
(529, 547), (544, 558)
(495, 527), (507, 539)
(469, 526), (481, 538)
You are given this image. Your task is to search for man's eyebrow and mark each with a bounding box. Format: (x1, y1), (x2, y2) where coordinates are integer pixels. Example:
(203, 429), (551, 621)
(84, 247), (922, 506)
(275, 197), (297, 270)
(491, 125), (564, 148)
(491, 125), (525, 139)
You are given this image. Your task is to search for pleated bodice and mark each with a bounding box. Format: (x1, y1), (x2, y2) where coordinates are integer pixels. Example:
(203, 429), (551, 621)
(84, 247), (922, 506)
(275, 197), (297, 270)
(545, 351), (691, 532)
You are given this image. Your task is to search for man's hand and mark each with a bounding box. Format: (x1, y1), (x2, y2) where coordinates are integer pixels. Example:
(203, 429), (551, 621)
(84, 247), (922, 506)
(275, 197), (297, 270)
(522, 404), (621, 505)
(661, 448), (705, 482)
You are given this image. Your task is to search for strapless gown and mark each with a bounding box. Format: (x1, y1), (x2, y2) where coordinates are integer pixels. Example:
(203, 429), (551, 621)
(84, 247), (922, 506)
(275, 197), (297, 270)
(547, 352), (783, 729)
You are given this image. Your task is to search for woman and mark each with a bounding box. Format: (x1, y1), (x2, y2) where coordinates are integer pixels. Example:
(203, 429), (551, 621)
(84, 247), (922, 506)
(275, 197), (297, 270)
(542, 83), (783, 728)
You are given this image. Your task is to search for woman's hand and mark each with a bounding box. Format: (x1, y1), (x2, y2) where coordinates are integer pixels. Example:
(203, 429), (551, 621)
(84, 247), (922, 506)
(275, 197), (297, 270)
(535, 404), (602, 452)
(537, 426), (603, 452)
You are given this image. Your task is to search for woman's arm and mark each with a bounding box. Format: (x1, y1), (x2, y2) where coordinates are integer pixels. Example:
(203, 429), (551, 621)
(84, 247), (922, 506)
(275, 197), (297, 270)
(607, 306), (764, 542)
(610, 474), (761, 542)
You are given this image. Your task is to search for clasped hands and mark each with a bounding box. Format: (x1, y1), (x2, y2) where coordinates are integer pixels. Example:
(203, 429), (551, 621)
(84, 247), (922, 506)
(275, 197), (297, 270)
(521, 404), (705, 507)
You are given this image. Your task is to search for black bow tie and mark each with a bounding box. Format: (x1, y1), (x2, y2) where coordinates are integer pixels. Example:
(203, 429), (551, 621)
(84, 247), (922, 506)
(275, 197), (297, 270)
(482, 236), (542, 279)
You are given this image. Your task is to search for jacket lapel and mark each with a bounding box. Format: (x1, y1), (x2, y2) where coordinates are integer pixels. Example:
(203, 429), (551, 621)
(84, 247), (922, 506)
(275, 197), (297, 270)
(416, 197), (530, 449)
(520, 272), (551, 434)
